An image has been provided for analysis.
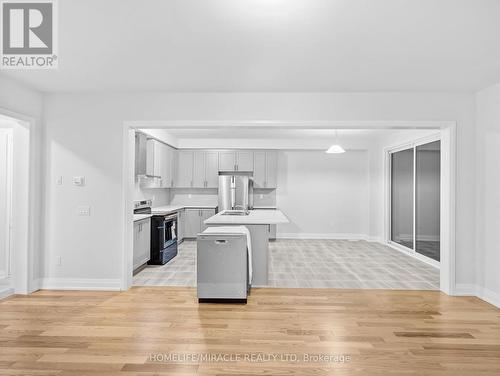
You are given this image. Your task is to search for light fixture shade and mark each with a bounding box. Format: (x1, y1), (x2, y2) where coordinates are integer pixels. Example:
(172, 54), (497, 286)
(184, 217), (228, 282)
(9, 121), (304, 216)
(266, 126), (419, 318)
(326, 144), (346, 154)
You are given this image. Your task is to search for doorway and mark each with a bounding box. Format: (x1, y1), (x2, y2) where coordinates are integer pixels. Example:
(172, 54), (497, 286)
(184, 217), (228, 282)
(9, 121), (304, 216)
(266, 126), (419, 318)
(0, 111), (34, 297)
(122, 121), (456, 294)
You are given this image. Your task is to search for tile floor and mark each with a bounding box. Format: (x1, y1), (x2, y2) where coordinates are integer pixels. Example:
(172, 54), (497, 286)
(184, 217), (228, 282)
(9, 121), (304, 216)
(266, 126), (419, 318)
(133, 239), (439, 290)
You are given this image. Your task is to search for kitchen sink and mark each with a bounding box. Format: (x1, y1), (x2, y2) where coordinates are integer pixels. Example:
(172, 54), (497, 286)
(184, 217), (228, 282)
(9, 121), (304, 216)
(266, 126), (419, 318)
(221, 210), (250, 216)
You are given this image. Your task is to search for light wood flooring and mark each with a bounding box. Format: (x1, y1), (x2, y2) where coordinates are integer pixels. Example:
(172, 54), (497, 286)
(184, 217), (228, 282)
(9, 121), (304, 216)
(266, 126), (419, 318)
(0, 287), (499, 375)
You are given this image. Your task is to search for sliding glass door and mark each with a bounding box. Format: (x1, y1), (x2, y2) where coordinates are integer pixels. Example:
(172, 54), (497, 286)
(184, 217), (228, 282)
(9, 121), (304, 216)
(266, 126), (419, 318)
(390, 140), (441, 263)
(416, 141), (441, 261)
(391, 149), (414, 249)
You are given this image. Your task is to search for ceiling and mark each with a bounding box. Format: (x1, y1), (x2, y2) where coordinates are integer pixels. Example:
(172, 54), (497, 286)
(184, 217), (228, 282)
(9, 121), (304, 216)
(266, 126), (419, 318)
(141, 128), (437, 150)
(158, 128), (407, 139)
(2, 0), (500, 92)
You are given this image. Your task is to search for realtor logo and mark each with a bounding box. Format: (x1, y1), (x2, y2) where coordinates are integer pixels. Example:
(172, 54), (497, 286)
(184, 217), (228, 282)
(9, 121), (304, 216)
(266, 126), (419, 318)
(1, 0), (57, 69)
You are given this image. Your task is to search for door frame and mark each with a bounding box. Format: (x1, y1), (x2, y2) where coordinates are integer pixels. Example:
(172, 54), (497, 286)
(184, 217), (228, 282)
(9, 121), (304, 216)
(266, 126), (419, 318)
(0, 108), (37, 295)
(0, 129), (13, 282)
(384, 129), (455, 294)
(121, 120), (456, 295)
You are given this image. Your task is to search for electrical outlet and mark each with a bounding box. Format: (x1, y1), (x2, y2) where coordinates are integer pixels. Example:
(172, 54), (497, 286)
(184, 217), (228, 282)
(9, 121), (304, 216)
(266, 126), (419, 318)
(260, 194), (264, 199)
(77, 205), (91, 216)
(188, 194), (192, 199)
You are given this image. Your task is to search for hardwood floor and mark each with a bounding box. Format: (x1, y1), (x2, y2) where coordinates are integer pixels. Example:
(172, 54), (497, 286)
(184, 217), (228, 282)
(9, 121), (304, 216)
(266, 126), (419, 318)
(0, 287), (499, 375)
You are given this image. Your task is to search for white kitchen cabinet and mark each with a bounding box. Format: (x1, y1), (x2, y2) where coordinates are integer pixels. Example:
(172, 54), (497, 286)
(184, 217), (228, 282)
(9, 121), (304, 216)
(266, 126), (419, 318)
(162, 145), (176, 188)
(184, 208), (201, 238)
(236, 151), (254, 171)
(176, 150), (194, 187)
(178, 151), (219, 188)
(146, 139), (161, 178)
(144, 139), (176, 188)
(205, 152), (219, 188)
(253, 151), (266, 188)
(218, 151), (236, 171)
(193, 151), (206, 188)
(183, 208), (216, 238)
(253, 151), (278, 188)
(218, 150), (253, 172)
(200, 208), (216, 232)
(133, 218), (151, 271)
(169, 147), (178, 187)
(177, 209), (184, 243)
(265, 151), (277, 188)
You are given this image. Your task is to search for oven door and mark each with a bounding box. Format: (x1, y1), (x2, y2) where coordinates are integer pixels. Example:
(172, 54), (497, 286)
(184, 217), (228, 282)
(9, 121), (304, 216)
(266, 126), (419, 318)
(161, 214), (177, 248)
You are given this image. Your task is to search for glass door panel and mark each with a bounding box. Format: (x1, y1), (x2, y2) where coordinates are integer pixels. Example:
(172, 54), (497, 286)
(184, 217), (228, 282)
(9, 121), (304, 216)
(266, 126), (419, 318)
(416, 141), (441, 261)
(391, 149), (414, 250)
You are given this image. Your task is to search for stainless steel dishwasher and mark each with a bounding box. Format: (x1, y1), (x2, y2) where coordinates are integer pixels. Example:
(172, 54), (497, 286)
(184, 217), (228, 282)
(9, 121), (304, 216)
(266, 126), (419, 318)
(197, 232), (248, 303)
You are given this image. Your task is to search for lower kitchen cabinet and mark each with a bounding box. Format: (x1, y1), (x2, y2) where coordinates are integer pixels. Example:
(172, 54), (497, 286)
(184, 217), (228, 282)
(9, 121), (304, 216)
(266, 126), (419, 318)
(177, 209), (184, 243)
(133, 218), (151, 271)
(182, 208), (216, 238)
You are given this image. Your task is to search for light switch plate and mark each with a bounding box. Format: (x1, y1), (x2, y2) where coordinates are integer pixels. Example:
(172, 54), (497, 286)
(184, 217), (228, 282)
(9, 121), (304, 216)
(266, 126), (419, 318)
(56, 176), (63, 185)
(73, 176), (85, 186)
(77, 205), (91, 216)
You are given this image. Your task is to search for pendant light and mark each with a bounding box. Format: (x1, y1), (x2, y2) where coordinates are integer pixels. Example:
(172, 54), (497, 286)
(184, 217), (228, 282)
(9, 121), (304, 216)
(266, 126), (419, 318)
(326, 130), (346, 154)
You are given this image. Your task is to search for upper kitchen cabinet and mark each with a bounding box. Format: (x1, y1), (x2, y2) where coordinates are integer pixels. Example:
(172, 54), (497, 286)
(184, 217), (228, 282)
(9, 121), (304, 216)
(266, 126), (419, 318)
(176, 150), (194, 188)
(218, 151), (236, 171)
(144, 139), (176, 188)
(253, 151), (278, 188)
(204, 151), (219, 188)
(193, 151), (205, 188)
(237, 151), (254, 171)
(146, 139), (161, 178)
(218, 151), (254, 172)
(176, 150), (219, 188)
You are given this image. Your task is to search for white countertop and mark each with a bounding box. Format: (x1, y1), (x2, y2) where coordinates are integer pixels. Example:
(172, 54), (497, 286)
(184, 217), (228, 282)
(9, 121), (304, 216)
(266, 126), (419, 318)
(133, 214), (153, 222)
(150, 205), (217, 215)
(204, 209), (289, 225)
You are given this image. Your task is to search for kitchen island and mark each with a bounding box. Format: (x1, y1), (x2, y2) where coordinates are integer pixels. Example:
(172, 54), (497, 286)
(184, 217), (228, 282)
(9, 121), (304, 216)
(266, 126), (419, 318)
(204, 209), (289, 286)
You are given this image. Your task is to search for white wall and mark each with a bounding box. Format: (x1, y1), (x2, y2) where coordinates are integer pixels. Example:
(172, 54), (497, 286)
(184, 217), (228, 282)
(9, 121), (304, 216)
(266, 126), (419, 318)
(42, 92), (476, 288)
(276, 150), (369, 238)
(475, 82), (500, 305)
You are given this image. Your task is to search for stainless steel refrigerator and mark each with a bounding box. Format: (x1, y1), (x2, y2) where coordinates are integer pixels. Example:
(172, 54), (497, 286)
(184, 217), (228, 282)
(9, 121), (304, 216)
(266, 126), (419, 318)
(218, 172), (254, 211)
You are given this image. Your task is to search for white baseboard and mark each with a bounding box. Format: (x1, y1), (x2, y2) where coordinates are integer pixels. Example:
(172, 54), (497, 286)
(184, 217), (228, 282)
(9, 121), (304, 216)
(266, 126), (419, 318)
(38, 278), (122, 291)
(386, 241), (440, 269)
(454, 283), (500, 308)
(277, 233), (369, 240)
(479, 287), (500, 308)
(0, 286), (14, 300)
(454, 283), (477, 296)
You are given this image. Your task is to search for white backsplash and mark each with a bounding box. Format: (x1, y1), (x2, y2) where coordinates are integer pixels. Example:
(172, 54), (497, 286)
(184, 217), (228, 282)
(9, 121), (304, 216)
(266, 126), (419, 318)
(253, 189), (277, 207)
(169, 188), (218, 207)
(134, 181), (170, 207)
